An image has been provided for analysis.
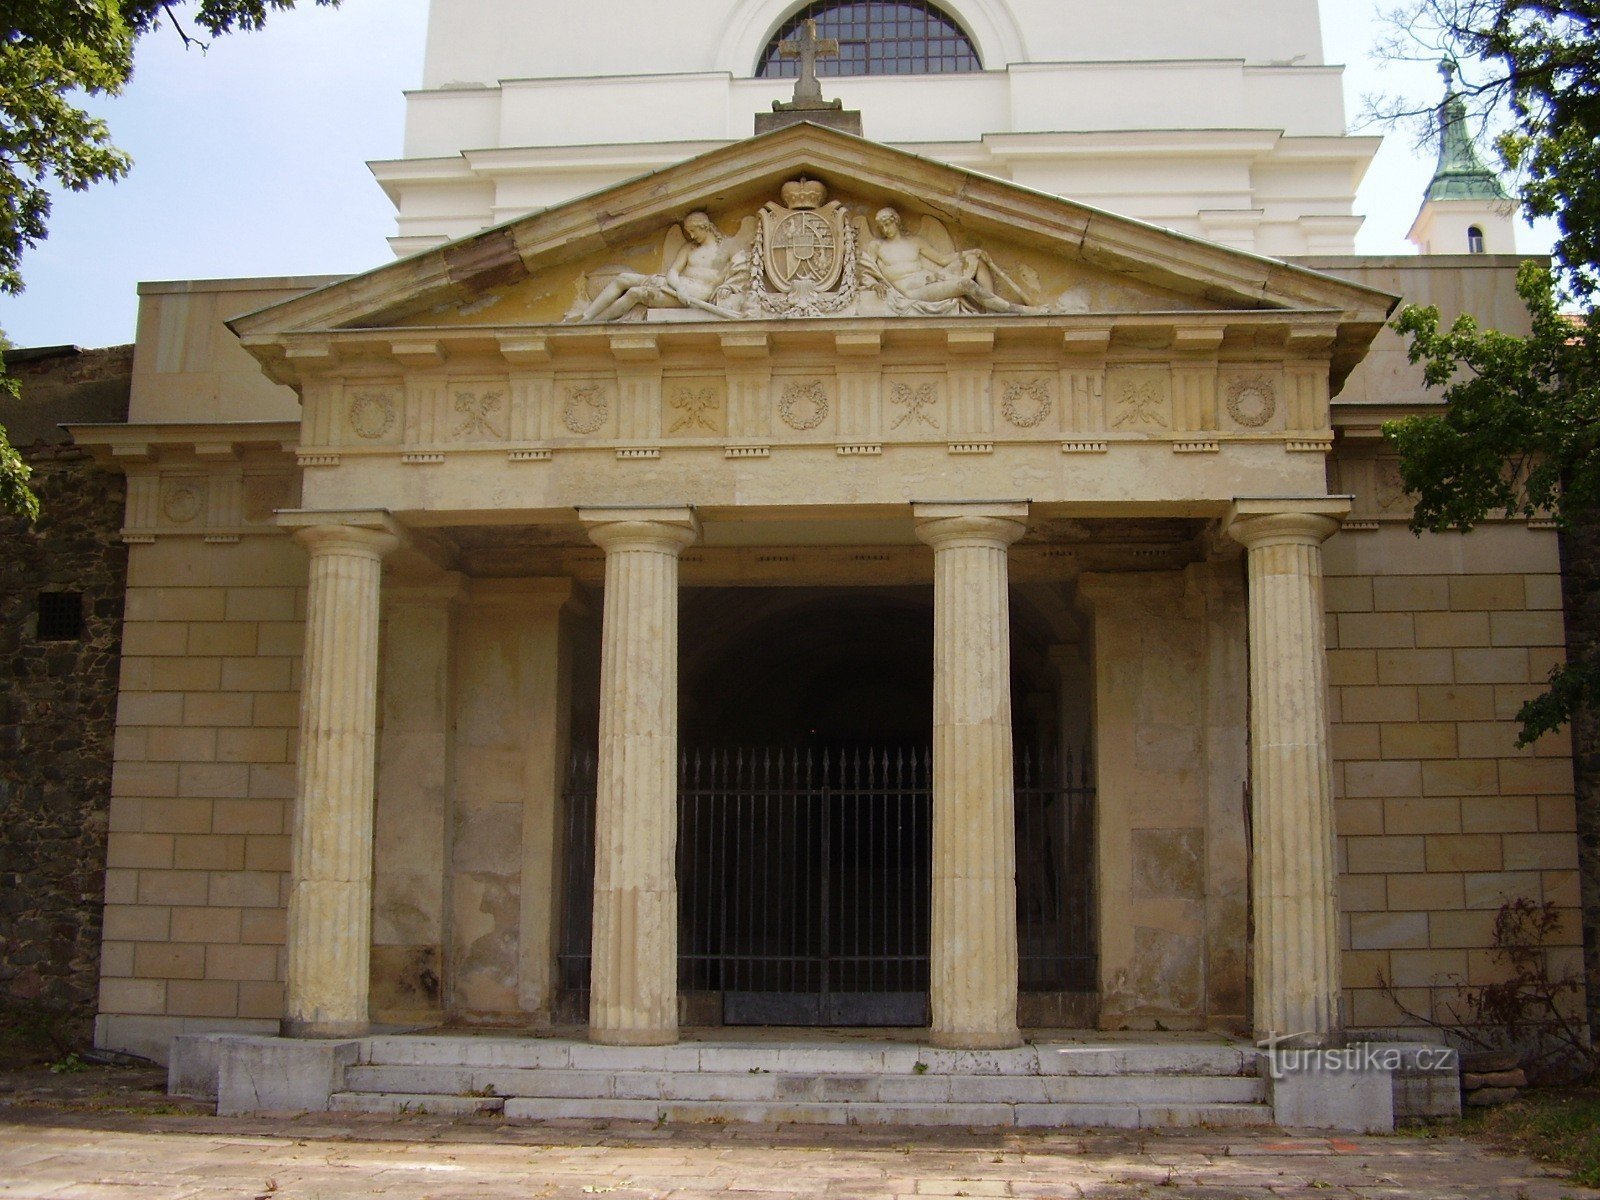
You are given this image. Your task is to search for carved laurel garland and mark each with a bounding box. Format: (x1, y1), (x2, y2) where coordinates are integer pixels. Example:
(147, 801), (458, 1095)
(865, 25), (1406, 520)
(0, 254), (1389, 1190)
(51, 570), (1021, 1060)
(1000, 379), (1052, 428)
(778, 380), (830, 430)
(562, 384), (608, 434)
(348, 391), (397, 440)
(1224, 376), (1276, 428)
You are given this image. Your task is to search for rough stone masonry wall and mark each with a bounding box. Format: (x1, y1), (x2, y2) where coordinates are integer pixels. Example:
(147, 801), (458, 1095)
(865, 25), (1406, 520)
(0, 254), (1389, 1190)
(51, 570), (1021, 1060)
(1326, 524), (1585, 1034)
(0, 446), (128, 1050)
(95, 536), (305, 1063)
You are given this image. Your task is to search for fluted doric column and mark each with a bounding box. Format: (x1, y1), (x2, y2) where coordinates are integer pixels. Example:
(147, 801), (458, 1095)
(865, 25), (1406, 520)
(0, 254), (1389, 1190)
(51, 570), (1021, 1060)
(283, 519), (399, 1037)
(581, 507), (699, 1045)
(1226, 498), (1349, 1045)
(915, 501), (1028, 1049)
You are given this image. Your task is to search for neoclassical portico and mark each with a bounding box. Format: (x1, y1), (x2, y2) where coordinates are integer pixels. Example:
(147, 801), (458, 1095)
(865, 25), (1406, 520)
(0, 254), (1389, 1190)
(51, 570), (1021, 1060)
(236, 124), (1392, 1047)
(271, 496), (1352, 1050)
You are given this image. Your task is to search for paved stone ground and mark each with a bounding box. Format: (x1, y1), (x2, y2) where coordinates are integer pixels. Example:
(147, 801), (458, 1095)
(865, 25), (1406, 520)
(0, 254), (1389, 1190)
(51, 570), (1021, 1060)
(2, 1067), (1596, 1199)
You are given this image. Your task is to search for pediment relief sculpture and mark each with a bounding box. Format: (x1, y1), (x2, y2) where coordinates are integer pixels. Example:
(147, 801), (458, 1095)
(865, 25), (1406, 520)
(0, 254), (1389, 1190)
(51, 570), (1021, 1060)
(563, 179), (1062, 324)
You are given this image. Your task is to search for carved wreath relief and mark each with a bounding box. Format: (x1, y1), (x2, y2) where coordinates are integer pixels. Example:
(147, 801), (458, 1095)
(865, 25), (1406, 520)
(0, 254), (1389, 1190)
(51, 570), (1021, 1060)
(565, 178), (1056, 323)
(778, 380), (830, 430)
(1223, 376), (1276, 429)
(1001, 379), (1053, 429)
(562, 384), (608, 434)
(160, 480), (205, 524)
(348, 390), (398, 440)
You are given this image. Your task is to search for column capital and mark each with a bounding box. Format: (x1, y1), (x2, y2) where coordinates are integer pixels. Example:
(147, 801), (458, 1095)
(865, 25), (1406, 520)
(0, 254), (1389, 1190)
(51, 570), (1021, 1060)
(914, 501), (1028, 551)
(281, 509), (402, 560)
(581, 506), (700, 555)
(1225, 496), (1351, 550)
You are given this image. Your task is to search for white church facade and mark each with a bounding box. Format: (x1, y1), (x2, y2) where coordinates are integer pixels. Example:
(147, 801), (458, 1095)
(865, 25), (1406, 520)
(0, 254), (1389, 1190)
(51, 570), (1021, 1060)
(73, 0), (1580, 1126)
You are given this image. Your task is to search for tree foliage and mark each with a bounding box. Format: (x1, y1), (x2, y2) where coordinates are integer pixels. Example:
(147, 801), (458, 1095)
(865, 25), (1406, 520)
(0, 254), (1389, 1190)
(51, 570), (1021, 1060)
(1373, 0), (1600, 301)
(1380, 0), (1600, 743)
(0, 0), (338, 519)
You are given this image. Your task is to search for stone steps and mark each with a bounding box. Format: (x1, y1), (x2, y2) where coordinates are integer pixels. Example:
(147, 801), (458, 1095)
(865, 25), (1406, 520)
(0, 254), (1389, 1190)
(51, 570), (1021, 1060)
(360, 1035), (1258, 1076)
(327, 1037), (1272, 1128)
(343, 1063), (1266, 1105)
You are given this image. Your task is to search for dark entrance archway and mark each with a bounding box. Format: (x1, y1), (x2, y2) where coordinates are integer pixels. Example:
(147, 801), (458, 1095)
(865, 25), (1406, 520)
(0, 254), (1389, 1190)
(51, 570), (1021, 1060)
(557, 585), (1094, 1027)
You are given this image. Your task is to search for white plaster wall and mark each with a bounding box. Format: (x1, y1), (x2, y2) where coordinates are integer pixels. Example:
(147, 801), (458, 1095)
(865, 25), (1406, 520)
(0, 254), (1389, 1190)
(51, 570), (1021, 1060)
(382, 0), (1369, 260)
(420, 0), (1325, 86)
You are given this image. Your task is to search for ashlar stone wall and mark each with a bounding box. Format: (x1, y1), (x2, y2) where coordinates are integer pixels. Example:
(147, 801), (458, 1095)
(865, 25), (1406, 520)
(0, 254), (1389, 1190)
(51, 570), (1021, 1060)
(1325, 524), (1583, 1033)
(95, 536), (306, 1061)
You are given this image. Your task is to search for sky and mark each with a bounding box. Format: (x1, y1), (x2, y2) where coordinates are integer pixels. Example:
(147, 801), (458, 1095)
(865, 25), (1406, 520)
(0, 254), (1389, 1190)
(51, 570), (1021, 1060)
(0, 0), (1554, 351)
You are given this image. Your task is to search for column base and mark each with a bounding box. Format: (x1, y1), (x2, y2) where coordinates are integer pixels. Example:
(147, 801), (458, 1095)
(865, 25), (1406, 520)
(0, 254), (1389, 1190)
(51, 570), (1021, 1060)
(590, 1026), (679, 1047)
(931, 1028), (1023, 1050)
(279, 1018), (371, 1039)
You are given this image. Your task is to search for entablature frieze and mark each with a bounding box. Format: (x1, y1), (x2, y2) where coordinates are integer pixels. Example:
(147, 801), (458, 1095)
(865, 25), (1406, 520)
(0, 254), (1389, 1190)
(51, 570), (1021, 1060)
(264, 314), (1345, 469)
(66, 420), (302, 546)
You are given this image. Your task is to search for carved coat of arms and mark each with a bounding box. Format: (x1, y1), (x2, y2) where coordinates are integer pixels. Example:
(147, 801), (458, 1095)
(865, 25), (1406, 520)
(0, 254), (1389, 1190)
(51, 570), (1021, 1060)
(750, 178), (858, 318)
(563, 176), (1055, 324)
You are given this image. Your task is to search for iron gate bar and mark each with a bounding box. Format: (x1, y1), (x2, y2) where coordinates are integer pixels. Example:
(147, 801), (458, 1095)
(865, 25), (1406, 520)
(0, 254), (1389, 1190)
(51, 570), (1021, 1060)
(557, 740), (1096, 1018)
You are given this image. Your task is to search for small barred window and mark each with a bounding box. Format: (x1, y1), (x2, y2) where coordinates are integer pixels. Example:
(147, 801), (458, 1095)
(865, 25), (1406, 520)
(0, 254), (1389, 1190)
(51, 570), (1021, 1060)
(757, 1), (982, 77)
(36, 591), (85, 641)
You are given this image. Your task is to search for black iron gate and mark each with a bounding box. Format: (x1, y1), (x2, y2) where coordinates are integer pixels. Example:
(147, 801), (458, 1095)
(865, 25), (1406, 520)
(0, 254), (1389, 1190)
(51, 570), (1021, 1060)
(557, 743), (1094, 1025)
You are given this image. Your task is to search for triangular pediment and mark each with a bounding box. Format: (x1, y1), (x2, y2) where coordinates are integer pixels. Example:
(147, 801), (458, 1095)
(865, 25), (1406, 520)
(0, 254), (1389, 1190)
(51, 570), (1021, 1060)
(231, 123), (1394, 372)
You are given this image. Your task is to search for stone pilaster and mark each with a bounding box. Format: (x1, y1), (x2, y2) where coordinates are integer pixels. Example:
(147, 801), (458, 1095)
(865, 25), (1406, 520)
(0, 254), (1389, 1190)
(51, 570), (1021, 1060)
(283, 518), (399, 1037)
(518, 580), (579, 1023)
(915, 501), (1028, 1049)
(1226, 498), (1349, 1044)
(581, 507), (699, 1045)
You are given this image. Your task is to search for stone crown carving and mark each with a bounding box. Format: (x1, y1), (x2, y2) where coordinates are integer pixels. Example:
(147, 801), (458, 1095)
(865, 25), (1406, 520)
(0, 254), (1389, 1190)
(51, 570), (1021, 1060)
(565, 178), (1060, 324)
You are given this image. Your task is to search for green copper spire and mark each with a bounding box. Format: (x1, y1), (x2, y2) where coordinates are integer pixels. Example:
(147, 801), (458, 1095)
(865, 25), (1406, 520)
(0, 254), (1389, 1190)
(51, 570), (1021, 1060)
(1426, 60), (1510, 202)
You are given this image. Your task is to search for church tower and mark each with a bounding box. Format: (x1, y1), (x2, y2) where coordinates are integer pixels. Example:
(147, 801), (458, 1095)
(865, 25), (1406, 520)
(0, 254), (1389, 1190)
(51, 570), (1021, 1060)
(1407, 62), (1515, 255)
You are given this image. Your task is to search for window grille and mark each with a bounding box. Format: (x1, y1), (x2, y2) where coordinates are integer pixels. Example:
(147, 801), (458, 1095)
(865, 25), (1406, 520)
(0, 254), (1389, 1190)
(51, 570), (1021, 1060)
(36, 591), (85, 641)
(756, 0), (982, 77)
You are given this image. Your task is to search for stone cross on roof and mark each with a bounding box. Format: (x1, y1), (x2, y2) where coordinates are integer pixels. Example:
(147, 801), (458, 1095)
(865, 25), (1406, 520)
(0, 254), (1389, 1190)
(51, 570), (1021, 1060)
(774, 18), (843, 112)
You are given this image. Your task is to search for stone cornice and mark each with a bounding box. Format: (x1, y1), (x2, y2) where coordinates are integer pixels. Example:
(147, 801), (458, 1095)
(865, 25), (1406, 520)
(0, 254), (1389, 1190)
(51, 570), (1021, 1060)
(63, 420), (299, 469)
(240, 309), (1377, 390)
(232, 124), (1395, 354)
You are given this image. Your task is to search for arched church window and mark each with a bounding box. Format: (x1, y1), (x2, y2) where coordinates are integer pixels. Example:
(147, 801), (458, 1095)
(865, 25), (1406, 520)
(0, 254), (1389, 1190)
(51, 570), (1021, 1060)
(756, 1), (982, 77)
(1467, 225), (1486, 254)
